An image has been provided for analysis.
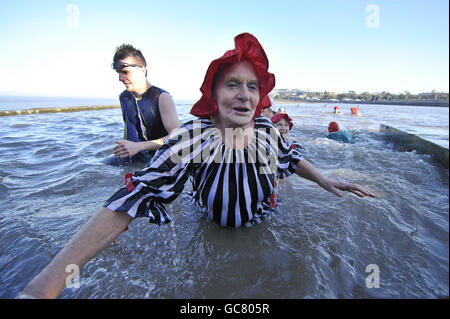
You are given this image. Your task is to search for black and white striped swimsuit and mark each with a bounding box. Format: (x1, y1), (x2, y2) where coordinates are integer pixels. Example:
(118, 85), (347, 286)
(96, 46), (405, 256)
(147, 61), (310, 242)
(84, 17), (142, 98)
(104, 116), (304, 227)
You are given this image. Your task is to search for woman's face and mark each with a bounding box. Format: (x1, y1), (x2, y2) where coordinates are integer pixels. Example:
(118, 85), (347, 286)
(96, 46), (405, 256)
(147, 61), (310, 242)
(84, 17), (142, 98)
(275, 118), (290, 138)
(212, 61), (260, 129)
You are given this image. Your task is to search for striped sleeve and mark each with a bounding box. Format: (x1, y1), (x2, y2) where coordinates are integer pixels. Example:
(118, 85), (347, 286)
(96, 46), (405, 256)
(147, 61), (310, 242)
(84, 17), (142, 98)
(276, 134), (304, 179)
(104, 121), (199, 225)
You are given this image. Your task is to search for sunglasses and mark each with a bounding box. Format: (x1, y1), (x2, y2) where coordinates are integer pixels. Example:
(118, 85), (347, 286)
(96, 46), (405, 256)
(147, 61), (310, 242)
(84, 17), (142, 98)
(111, 62), (144, 70)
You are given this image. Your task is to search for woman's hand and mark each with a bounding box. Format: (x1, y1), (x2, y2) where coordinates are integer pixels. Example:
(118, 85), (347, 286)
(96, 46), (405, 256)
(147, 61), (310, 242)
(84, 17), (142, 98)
(114, 140), (142, 158)
(323, 178), (376, 198)
(295, 160), (376, 198)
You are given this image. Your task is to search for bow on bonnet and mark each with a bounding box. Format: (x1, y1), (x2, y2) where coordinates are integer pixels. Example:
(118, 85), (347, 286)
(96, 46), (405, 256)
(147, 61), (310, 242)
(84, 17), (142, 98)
(190, 33), (276, 118)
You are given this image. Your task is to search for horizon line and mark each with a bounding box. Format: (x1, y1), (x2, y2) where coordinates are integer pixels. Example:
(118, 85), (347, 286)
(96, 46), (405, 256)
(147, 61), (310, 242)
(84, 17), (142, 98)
(1, 90), (449, 100)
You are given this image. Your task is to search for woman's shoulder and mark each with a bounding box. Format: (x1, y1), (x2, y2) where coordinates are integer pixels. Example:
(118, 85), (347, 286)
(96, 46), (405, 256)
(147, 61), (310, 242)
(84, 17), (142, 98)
(165, 118), (215, 143)
(177, 118), (214, 130)
(254, 115), (277, 129)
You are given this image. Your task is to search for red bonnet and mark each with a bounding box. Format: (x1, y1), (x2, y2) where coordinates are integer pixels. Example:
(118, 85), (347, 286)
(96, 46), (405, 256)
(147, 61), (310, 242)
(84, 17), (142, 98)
(270, 113), (293, 130)
(328, 121), (340, 133)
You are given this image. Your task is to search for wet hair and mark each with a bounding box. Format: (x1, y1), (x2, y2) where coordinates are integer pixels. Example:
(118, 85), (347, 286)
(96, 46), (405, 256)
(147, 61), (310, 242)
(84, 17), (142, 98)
(113, 44), (147, 67)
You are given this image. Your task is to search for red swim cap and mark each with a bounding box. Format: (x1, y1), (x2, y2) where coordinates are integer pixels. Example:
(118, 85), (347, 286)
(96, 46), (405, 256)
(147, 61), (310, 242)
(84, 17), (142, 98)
(328, 121), (339, 133)
(270, 113), (293, 130)
(190, 33), (275, 118)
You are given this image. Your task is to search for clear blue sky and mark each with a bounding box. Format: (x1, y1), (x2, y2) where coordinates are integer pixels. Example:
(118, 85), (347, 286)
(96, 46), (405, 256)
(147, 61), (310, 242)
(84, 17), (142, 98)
(0, 0), (448, 99)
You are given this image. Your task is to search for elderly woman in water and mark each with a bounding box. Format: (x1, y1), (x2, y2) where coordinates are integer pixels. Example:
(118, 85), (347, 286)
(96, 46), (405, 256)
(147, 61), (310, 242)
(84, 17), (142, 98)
(21, 33), (374, 298)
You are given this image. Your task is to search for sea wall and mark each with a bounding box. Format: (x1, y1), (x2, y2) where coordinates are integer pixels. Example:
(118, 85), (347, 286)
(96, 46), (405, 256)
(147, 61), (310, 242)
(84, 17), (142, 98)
(0, 105), (120, 116)
(380, 124), (449, 168)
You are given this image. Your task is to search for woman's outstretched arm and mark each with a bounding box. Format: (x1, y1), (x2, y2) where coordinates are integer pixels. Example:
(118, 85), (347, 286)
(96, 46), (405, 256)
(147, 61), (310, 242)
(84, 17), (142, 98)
(20, 207), (132, 299)
(295, 159), (375, 198)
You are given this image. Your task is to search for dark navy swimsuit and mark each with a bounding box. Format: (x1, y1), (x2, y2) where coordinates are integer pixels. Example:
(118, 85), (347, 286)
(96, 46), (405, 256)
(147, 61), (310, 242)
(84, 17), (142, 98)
(120, 86), (169, 143)
(106, 86), (169, 166)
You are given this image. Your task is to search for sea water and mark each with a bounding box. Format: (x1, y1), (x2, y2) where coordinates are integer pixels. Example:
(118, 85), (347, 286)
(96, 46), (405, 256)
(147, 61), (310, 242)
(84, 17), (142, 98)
(0, 99), (448, 298)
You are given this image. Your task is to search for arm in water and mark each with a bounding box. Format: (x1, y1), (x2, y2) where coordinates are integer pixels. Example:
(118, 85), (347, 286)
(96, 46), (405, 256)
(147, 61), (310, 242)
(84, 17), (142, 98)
(295, 159), (376, 198)
(20, 208), (132, 299)
(114, 139), (164, 157)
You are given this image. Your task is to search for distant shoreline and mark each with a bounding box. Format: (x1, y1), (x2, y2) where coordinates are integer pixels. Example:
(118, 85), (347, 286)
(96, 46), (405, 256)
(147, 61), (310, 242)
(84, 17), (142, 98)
(273, 99), (449, 107)
(1, 98), (449, 117)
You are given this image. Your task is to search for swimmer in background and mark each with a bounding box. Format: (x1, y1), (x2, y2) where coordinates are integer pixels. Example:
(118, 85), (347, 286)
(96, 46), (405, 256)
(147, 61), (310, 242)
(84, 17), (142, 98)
(269, 112), (304, 208)
(326, 121), (355, 144)
(351, 107), (360, 115)
(333, 106), (341, 114)
(271, 113), (304, 150)
(107, 44), (180, 166)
